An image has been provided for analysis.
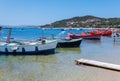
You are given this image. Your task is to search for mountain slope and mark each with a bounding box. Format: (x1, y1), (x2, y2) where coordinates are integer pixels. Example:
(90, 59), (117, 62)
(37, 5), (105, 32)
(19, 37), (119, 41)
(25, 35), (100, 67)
(41, 15), (120, 28)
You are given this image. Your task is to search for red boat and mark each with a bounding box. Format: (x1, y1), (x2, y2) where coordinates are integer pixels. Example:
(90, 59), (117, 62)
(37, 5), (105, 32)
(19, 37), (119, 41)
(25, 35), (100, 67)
(92, 29), (112, 36)
(101, 30), (112, 36)
(69, 31), (102, 40)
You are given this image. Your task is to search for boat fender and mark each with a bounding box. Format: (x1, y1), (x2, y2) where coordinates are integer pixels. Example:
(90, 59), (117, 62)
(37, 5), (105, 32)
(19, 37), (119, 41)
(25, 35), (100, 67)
(22, 48), (25, 52)
(35, 46), (38, 52)
(5, 48), (8, 52)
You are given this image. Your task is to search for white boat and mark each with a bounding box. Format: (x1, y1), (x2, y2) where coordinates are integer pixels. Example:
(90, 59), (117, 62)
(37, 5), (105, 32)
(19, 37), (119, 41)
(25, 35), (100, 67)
(0, 28), (57, 55)
(0, 39), (57, 55)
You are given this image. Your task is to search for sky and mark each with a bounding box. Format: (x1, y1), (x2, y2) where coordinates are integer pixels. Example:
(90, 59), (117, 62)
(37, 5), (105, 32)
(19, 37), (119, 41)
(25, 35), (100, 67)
(0, 0), (120, 25)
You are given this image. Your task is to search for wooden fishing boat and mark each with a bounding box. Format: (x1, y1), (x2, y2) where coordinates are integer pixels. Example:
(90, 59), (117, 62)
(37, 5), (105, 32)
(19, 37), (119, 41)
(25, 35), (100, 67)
(0, 28), (57, 55)
(57, 38), (82, 47)
(0, 40), (57, 55)
(101, 30), (112, 36)
(69, 32), (102, 40)
(92, 29), (112, 36)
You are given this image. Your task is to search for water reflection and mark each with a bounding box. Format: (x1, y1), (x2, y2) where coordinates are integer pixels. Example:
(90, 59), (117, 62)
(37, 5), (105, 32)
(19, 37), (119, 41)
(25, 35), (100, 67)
(1, 54), (58, 63)
(0, 55), (58, 73)
(113, 42), (120, 46)
(83, 39), (102, 45)
(56, 47), (81, 54)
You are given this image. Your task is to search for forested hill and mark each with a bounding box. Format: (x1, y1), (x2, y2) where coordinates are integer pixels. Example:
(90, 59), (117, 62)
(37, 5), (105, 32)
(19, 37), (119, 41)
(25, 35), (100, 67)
(41, 15), (120, 28)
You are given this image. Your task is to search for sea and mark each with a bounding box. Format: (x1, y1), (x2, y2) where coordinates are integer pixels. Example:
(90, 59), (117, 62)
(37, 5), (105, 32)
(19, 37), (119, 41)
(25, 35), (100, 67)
(0, 28), (120, 81)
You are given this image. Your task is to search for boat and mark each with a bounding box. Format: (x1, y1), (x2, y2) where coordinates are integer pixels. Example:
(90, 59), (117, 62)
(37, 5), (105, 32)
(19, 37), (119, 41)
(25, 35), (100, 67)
(57, 38), (82, 47)
(0, 39), (57, 55)
(0, 28), (58, 55)
(101, 29), (112, 36)
(69, 31), (102, 40)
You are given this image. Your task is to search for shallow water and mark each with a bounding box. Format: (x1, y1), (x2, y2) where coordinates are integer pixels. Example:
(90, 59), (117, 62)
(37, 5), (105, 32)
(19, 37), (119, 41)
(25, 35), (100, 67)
(1, 28), (120, 81)
(0, 36), (120, 81)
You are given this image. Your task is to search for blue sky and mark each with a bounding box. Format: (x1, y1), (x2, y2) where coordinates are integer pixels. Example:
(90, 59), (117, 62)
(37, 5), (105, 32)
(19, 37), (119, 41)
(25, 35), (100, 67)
(0, 0), (120, 25)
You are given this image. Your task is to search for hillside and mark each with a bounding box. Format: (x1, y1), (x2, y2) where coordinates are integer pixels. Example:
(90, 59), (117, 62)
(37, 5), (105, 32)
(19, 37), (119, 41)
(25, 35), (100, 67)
(41, 15), (120, 28)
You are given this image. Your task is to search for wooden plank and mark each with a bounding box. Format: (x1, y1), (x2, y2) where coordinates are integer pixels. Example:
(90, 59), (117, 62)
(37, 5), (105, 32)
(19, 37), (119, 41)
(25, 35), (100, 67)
(75, 58), (120, 71)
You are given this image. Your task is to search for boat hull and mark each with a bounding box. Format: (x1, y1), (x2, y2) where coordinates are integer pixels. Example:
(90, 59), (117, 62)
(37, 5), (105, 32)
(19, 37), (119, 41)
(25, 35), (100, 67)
(0, 48), (55, 55)
(57, 38), (82, 48)
(80, 36), (101, 40)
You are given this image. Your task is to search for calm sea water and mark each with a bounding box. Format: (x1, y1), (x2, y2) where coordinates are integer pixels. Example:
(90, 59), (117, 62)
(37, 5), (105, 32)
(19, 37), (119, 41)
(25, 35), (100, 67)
(0, 28), (120, 81)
